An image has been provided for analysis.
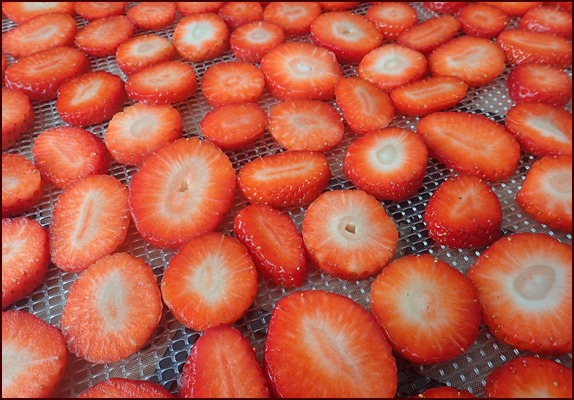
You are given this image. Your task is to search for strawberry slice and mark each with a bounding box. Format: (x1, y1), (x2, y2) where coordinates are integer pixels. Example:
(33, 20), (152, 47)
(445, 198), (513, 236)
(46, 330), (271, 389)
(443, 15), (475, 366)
(79, 378), (173, 398)
(397, 15), (461, 54)
(50, 175), (130, 272)
(2, 2), (75, 24)
(302, 189), (398, 280)
(200, 102), (267, 151)
(75, 15), (135, 58)
(60, 252), (163, 364)
(233, 204), (308, 288)
(310, 11), (383, 64)
(507, 63), (572, 107)
(482, 2), (543, 17)
(126, 2), (176, 30)
(423, 2), (466, 14)
(2, 13), (77, 59)
(268, 100), (344, 152)
(230, 20), (286, 63)
(417, 112), (521, 181)
(175, 2), (224, 15)
(264, 290), (398, 398)
(2, 154), (43, 217)
(116, 34), (177, 77)
(161, 232), (258, 331)
(262, 2), (322, 36)
(172, 13), (229, 63)
(2, 88), (34, 150)
(2, 217), (49, 309)
(365, 2), (418, 41)
(519, 5), (572, 39)
(468, 233), (572, 354)
(344, 128), (428, 201)
(505, 103), (572, 157)
(516, 155), (572, 233)
(414, 387), (476, 398)
(33, 126), (112, 188)
(456, 3), (508, 38)
(2, 310), (67, 398)
(129, 138), (236, 249)
(180, 325), (269, 398)
(218, 1), (264, 30)
(318, 2), (360, 11)
(74, 2), (126, 21)
(201, 62), (265, 107)
(497, 29), (572, 68)
(237, 150), (331, 208)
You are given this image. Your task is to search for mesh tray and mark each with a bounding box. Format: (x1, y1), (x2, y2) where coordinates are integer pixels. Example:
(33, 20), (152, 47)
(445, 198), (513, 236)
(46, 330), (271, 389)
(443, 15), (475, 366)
(3, 3), (572, 397)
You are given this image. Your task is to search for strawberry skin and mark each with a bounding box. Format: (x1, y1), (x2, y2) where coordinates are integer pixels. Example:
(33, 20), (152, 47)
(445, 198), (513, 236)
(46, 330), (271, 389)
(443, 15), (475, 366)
(263, 2), (322, 36)
(230, 20), (286, 64)
(79, 378), (173, 398)
(75, 15), (135, 58)
(74, 2), (127, 21)
(2, 2), (75, 24)
(116, 34), (177, 76)
(365, 2), (418, 40)
(2, 87), (34, 150)
(201, 62), (265, 107)
(2, 154), (43, 218)
(456, 3), (508, 38)
(497, 29), (573, 68)
(519, 5), (572, 39)
(507, 63), (572, 107)
(172, 13), (229, 63)
(415, 386), (476, 398)
(127, 2), (176, 30)
(397, 15), (461, 54)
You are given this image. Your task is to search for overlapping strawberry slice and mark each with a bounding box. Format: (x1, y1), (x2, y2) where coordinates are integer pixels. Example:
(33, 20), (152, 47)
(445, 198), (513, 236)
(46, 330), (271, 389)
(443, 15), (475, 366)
(365, 2), (418, 40)
(497, 29), (572, 68)
(74, 15), (135, 58)
(507, 63), (572, 106)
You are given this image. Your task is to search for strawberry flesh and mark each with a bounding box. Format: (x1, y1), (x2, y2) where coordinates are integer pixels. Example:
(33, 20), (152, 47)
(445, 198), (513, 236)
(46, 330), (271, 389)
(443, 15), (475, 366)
(397, 15), (460, 54)
(127, 2), (176, 30)
(456, 3), (508, 38)
(230, 20), (286, 63)
(172, 13), (229, 63)
(2, 88), (34, 150)
(497, 29), (573, 68)
(2, 2), (75, 24)
(79, 378), (173, 398)
(116, 34), (177, 76)
(1, 154), (43, 217)
(262, 2), (322, 36)
(74, 2), (126, 21)
(507, 63), (572, 106)
(365, 2), (418, 40)
(201, 62), (265, 106)
(75, 15), (135, 58)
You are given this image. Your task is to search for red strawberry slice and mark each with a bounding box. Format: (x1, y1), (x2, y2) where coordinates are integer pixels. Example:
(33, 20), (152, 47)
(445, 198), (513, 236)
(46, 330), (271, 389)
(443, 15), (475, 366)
(456, 3), (508, 38)
(75, 15), (135, 58)
(2, 2), (75, 24)
(468, 233), (572, 354)
(268, 100), (344, 152)
(33, 126), (112, 188)
(302, 189), (398, 280)
(505, 103), (572, 157)
(2, 310), (67, 398)
(517, 155), (572, 233)
(201, 62), (265, 107)
(79, 378), (173, 398)
(74, 2), (126, 21)
(116, 34), (177, 76)
(417, 112), (521, 181)
(175, 2), (224, 16)
(414, 386), (476, 398)
(161, 232), (258, 331)
(482, 2), (543, 17)
(365, 2), (418, 41)
(234, 204), (307, 288)
(344, 128), (428, 201)
(129, 138), (236, 249)
(310, 11), (383, 64)
(60, 252), (163, 364)
(2, 13), (77, 59)
(423, 2), (466, 14)
(519, 5), (572, 39)
(2, 217), (49, 309)
(2, 88), (34, 150)
(507, 63), (572, 107)
(50, 175), (130, 272)
(260, 42), (342, 101)
(218, 1), (264, 30)
(172, 13), (229, 63)
(237, 150), (331, 208)
(262, 2), (322, 36)
(397, 15), (461, 54)
(497, 29), (572, 68)
(264, 290), (398, 398)
(1, 154), (43, 217)
(318, 2), (360, 11)
(127, 2), (176, 30)
(200, 102), (267, 151)
(230, 20), (286, 63)
(180, 325), (269, 398)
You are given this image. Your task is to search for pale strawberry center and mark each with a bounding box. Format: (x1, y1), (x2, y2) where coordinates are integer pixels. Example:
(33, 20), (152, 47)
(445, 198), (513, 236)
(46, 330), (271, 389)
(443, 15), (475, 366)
(1, 176), (20, 192)
(184, 22), (214, 45)
(188, 255), (227, 303)
(2, 232), (26, 262)
(355, 87), (375, 115)
(513, 265), (555, 301)
(333, 22), (364, 41)
(338, 216), (360, 239)
(281, 4), (306, 21)
(376, 145), (397, 165)
(23, 25), (57, 41)
(69, 80), (103, 106)
(549, 172), (572, 194)
(136, 42), (156, 54)
(129, 114), (157, 138)
(446, 46), (485, 66)
(98, 270), (129, 331)
(2, 343), (33, 388)
(248, 28), (270, 43)
(405, 82), (454, 99)
(526, 117), (568, 143)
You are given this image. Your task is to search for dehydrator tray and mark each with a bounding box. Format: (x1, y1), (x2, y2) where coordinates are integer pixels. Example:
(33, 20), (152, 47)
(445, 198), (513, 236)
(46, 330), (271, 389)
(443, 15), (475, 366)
(2, 2), (572, 398)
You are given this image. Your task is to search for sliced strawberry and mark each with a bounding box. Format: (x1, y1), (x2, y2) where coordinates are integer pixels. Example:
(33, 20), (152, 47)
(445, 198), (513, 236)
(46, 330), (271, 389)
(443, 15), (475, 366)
(2, 2), (75, 24)
(2, 310), (67, 398)
(201, 62), (265, 107)
(75, 15), (135, 58)
(105, 102), (182, 166)
(365, 2), (418, 41)
(497, 29), (572, 68)
(33, 126), (112, 188)
(129, 138), (235, 249)
(262, 2), (322, 36)
(481, 2), (543, 17)
(50, 175), (130, 272)
(318, 2), (360, 11)
(180, 325), (269, 398)
(456, 3), (508, 38)
(161, 232), (258, 331)
(517, 155), (572, 233)
(507, 63), (572, 107)
(74, 2), (127, 21)
(125, 60), (198, 105)
(545, 2), (573, 12)
(2, 13), (77, 59)
(344, 128), (428, 201)
(417, 112), (521, 181)
(172, 13), (229, 63)
(175, 2), (224, 16)
(1, 154), (43, 217)
(237, 150), (331, 208)
(423, 2), (466, 14)
(519, 5), (572, 39)
(505, 103), (572, 157)
(126, 2), (176, 30)
(230, 20), (286, 63)
(60, 252), (162, 363)
(218, 1), (264, 30)
(414, 387), (476, 398)
(2, 88), (34, 150)
(265, 290), (397, 397)
(79, 378), (173, 398)
(200, 102), (267, 151)
(116, 34), (177, 77)
(397, 15), (461, 54)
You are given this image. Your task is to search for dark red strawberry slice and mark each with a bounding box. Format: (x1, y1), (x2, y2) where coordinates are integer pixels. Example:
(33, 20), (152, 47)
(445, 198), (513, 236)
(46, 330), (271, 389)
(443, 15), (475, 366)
(2, 88), (34, 150)
(173, 13), (229, 62)
(507, 63), (572, 107)
(2, 2), (75, 24)
(79, 378), (173, 398)
(423, 2), (466, 14)
(75, 15), (135, 58)
(264, 290), (398, 398)
(1, 154), (43, 217)
(201, 62), (265, 107)
(468, 233), (572, 354)
(262, 2), (322, 36)
(397, 15), (461, 54)
(497, 29), (572, 68)
(218, 1), (264, 30)
(74, 2), (126, 21)
(414, 386), (476, 398)
(129, 138), (236, 249)
(116, 34), (177, 76)
(180, 325), (269, 398)
(365, 2), (418, 40)
(60, 252), (162, 364)
(230, 20), (286, 63)
(127, 2), (176, 30)
(318, 2), (360, 11)
(482, 2), (543, 17)
(175, 2), (224, 15)
(519, 5), (572, 39)
(456, 3), (508, 38)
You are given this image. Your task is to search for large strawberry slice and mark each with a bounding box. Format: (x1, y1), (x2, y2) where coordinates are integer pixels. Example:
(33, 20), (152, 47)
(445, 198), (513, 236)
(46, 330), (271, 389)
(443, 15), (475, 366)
(2, 88), (34, 150)
(115, 34), (177, 77)
(127, 2), (176, 30)
(397, 15), (461, 54)
(507, 63), (572, 107)
(2, 2), (75, 24)
(519, 5), (572, 39)
(2, 154), (43, 217)
(60, 252), (162, 364)
(414, 386), (476, 398)
(218, 1), (264, 30)
(264, 290), (398, 398)
(172, 13), (229, 63)
(468, 233), (572, 354)
(262, 2), (322, 36)
(75, 15), (135, 58)
(365, 2), (418, 40)
(497, 29), (572, 68)
(79, 378), (173, 398)
(456, 3), (508, 38)
(201, 62), (265, 107)
(482, 2), (543, 17)
(74, 2), (126, 21)
(230, 20), (286, 64)
(175, 2), (224, 16)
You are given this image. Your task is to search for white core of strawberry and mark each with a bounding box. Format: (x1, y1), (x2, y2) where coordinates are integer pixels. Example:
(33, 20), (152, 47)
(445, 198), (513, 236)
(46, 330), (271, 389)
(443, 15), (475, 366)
(549, 172), (572, 195)
(2, 176), (20, 192)
(187, 255), (227, 303)
(24, 25), (58, 41)
(23, 3), (58, 11)
(183, 22), (215, 45)
(513, 265), (556, 301)
(69, 80), (103, 107)
(373, 51), (408, 75)
(247, 28), (271, 43)
(445, 46), (485, 66)
(98, 270), (129, 331)
(405, 82), (455, 99)
(281, 5), (306, 22)
(526, 116), (569, 143)
(369, 138), (404, 171)
(332, 21), (364, 41)
(2, 343), (32, 389)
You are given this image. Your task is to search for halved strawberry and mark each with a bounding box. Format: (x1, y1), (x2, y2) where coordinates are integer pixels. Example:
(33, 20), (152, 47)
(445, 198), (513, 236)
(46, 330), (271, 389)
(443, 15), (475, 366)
(129, 138), (235, 249)
(75, 15), (135, 58)
(397, 15), (461, 54)
(116, 34), (177, 77)
(497, 29), (572, 68)
(365, 2), (418, 41)
(414, 386), (476, 398)
(125, 60), (198, 105)
(517, 155), (572, 233)
(50, 175), (130, 272)
(417, 112), (521, 181)
(33, 126), (112, 188)
(79, 378), (173, 398)
(265, 290), (398, 397)
(105, 102), (182, 166)
(237, 150), (331, 208)
(200, 102), (267, 151)
(482, 2), (543, 17)
(507, 63), (572, 106)
(230, 20), (286, 63)
(318, 2), (360, 11)
(505, 103), (572, 157)
(180, 325), (269, 398)
(60, 252), (162, 363)
(172, 13), (229, 63)
(2, 13), (77, 58)
(519, 5), (572, 39)
(201, 62), (265, 107)
(344, 128), (428, 201)
(262, 2), (322, 36)
(2, 2), (75, 24)
(456, 3), (508, 38)
(127, 2), (176, 30)
(423, 2), (466, 14)
(2, 310), (67, 398)
(2, 88), (34, 150)
(218, 1), (264, 30)
(161, 232), (258, 331)
(175, 2), (224, 16)
(1, 154), (43, 217)
(74, 2), (127, 21)
(468, 233), (572, 354)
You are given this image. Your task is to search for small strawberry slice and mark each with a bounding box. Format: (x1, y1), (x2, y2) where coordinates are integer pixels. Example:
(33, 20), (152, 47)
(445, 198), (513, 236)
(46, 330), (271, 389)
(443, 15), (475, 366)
(365, 2), (418, 41)
(505, 103), (572, 157)
(456, 3), (508, 38)
(2, 2), (75, 24)
(127, 2), (176, 30)
(262, 2), (322, 36)
(414, 387), (476, 398)
(75, 15), (135, 58)
(318, 2), (360, 11)
(519, 5), (572, 39)
(2, 52), (6, 81)
(468, 233), (572, 354)
(175, 2), (224, 16)
(201, 62), (265, 107)
(161, 232), (258, 331)
(50, 175), (130, 272)
(172, 13), (229, 63)
(397, 15), (461, 54)
(2, 88), (34, 150)
(230, 20), (286, 63)
(79, 378), (173, 398)
(344, 128), (428, 201)
(60, 252), (162, 364)
(481, 2), (543, 17)
(497, 29), (572, 68)
(74, 2), (126, 21)
(2, 311), (67, 398)
(1, 154), (43, 217)
(423, 2), (466, 14)
(218, 1), (264, 30)
(33, 126), (112, 188)
(116, 34), (177, 77)
(265, 290), (398, 398)
(129, 138), (235, 249)
(180, 325), (269, 398)
(507, 63), (572, 107)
